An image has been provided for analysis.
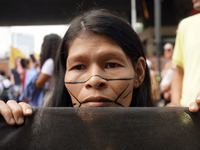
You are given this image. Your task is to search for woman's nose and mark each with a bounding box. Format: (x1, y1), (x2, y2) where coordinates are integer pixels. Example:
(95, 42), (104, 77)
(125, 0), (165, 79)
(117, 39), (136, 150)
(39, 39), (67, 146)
(85, 75), (108, 89)
(84, 64), (108, 89)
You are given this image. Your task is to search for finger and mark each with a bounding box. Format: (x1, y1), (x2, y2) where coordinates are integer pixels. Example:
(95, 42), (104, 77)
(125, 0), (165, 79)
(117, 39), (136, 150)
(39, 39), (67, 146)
(195, 95), (200, 104)
(0, 100), (15, 125)
(7, 100), (24, 125)
(189, 102), (199, 113)
(164, 92), (170, 100)
(19, 102), (32, 116)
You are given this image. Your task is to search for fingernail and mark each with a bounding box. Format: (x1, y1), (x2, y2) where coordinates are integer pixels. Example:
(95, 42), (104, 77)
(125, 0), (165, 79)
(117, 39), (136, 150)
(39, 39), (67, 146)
(10, 117), (15, 124)
(25, 108), (32, 114)
(190, 105), (197, 110)
(18, 117), (24, 124)
(197, 96), (200, 101)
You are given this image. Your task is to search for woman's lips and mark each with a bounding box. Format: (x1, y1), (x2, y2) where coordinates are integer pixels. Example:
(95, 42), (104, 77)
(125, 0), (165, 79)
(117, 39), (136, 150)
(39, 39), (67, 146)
(81, 96), (116, 107)
(82, 101), (114, 107)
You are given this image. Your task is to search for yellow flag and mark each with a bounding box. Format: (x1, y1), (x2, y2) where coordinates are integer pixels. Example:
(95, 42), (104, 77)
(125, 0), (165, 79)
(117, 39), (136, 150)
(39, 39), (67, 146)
(10, 46), (25, 69)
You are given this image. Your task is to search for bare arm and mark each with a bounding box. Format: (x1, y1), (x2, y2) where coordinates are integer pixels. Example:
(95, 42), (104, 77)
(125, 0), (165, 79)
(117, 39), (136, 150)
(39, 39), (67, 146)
(34, 73), (51, 89)
(166, 65), (183, 107)
(28, 55), (51, 89)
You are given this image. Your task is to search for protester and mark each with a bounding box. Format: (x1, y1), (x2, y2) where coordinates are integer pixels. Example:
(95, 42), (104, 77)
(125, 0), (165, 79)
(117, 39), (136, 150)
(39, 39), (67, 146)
(0, 70), (12, 102)
(20, 58), (30, 91)
(169, 0), (200, 107)
(19, 34), (61, 107)
(10, 57), (24, 101)
(160, 43), (175, 105)
(38, 34), (61, 106)
(146, 59), (160, 105)
(0, 9), (199, 125)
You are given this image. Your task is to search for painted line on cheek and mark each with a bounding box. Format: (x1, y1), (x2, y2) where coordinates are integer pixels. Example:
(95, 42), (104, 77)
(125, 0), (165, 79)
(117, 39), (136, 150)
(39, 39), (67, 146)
(64, 75), (135, 84)
(123, 90), (132, 99)
(65, 76), (134, 107)
(68, 90), (82, 107)
(114, 84), (129, 104)
(115, 102), (125, 107)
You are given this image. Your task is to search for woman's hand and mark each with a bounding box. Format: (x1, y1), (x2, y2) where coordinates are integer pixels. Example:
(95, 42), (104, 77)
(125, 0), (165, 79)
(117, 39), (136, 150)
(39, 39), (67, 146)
(0, 100), (32, 125)
(189, 94), (200, 113)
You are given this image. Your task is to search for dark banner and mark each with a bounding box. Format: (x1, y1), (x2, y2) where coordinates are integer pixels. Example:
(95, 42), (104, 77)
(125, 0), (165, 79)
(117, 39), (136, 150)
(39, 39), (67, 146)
(0, 107), (200, 150)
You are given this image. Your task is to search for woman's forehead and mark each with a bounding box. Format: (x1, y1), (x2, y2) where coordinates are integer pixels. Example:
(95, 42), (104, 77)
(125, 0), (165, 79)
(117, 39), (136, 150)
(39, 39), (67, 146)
(67, 34), (125, 56)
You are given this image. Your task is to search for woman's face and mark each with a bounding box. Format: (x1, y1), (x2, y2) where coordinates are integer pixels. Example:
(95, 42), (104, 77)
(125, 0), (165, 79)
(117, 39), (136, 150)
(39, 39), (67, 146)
(65, 34), (140, 107)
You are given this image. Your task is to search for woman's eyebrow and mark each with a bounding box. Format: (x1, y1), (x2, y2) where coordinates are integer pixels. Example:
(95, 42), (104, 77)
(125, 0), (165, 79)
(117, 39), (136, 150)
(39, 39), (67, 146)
(99, 52), (127, 62)
(67, 49), (126, 63)
(67, 55), (87, 63)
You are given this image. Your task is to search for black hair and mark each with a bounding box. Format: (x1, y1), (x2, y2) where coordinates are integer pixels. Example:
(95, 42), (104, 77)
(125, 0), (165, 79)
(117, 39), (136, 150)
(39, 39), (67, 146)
(40, 34), (61, 68)
(48, 9), (153, 107)
(20, 59), (29, 69)
(0, 70), (5, 76)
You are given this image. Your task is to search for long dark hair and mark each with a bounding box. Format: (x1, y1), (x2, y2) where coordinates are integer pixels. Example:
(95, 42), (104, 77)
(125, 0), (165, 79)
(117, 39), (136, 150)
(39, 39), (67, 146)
(47, 9), (153, 107)
(40, 34), (61, 68)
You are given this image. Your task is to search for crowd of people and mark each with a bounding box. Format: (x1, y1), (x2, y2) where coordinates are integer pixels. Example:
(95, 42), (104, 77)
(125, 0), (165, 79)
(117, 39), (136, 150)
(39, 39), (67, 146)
(0, 70), (12, 102)
(0, 34), (61, 107)
(148, 0), (200, 109)
(0, 0), (200, 126)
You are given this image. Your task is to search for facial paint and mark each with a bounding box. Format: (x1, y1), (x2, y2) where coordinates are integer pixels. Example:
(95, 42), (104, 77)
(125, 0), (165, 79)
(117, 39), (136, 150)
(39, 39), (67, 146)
(65, 75), (135, 107)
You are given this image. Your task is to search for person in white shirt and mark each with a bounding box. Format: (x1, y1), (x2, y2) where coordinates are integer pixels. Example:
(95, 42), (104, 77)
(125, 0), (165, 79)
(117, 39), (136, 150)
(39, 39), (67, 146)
(21, 34), (61, 106)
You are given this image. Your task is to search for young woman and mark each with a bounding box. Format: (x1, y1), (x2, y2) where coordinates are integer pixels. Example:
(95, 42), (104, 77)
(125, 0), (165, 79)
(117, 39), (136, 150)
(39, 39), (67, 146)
(0, 9), (199, 125)
(19, 34), (61, 106)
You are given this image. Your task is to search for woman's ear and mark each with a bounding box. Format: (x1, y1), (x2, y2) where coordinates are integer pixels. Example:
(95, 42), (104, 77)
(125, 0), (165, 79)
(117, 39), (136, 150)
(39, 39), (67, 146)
(135, 57), (146, 86)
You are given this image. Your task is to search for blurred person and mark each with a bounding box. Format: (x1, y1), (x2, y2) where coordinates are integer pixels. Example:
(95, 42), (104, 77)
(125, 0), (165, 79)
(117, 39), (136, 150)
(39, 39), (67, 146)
(20, 58), (30, 90)
(0, 70), (12, 102)
(10, 57), (24, 101)
(0, 9), (198, 126)
(161, 43), (174, 78)
(160, 43), (175, 104)
(21, 56), (40, 91)
(169, 0), (200, 107)
(19, 34), (61, 107)
(146, 59), (160, 105)
(10, 57), (24, 86)
(20, 58), (31, 103)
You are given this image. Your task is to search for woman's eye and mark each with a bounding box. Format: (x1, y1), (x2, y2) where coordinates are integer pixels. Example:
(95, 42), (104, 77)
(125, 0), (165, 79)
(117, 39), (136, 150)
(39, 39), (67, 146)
(73, 65), (86, 70)
(105, 63), (119, 68)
